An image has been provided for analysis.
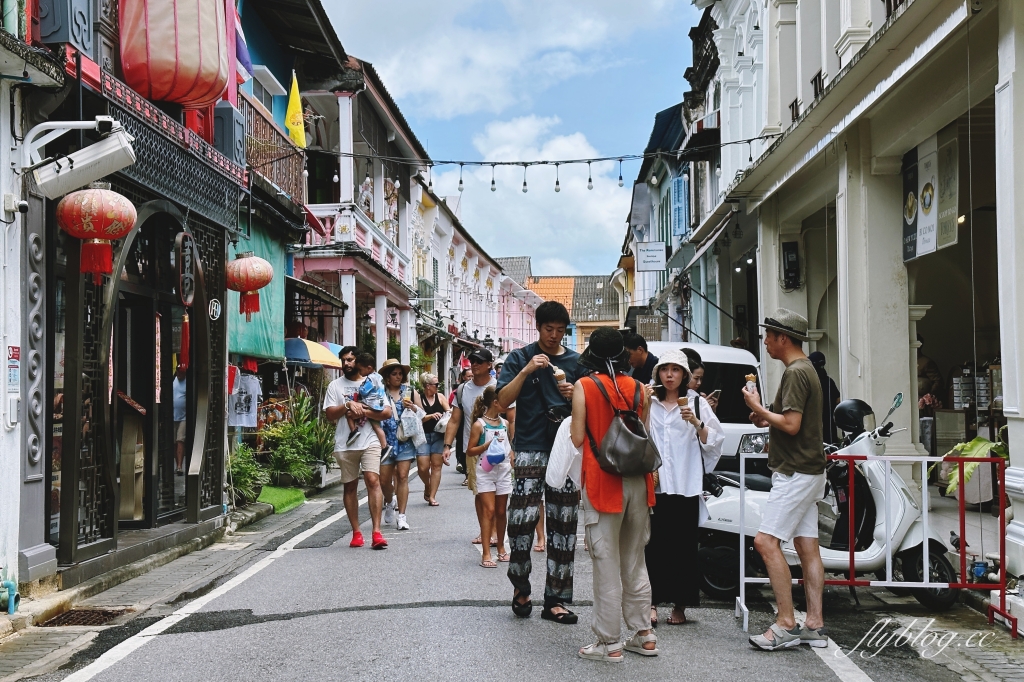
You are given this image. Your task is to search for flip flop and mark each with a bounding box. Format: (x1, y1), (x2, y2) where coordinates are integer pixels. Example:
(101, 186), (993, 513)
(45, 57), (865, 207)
(428, 500), (440, 507)
(472, 536), (483, 544)
(480, 559), (497, 568)
(533, 544), (545, 552)
(497, 552), (510, 562)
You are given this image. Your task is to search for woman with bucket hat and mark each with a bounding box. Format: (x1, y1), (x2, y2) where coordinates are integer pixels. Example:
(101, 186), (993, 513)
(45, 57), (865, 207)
(644, 348), (724, 626)
(569, 327), (658, 662)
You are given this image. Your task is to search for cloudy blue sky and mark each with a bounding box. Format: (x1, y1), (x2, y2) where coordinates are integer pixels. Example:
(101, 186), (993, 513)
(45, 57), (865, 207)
(325, 1), (701, 275)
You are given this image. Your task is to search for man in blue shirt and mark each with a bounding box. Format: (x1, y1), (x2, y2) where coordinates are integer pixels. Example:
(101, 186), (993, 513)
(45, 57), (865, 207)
(172, 364), (187, 475)
(497, 301), (585, 624)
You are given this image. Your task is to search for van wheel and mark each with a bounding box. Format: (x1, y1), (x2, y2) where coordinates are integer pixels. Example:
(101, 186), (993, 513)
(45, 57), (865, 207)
(903, 547), (959, 611)
(698, 541), (741, 600)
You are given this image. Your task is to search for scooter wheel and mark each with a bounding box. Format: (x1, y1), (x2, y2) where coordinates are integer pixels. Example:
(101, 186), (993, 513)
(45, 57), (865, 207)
(903, 547), (959, 611)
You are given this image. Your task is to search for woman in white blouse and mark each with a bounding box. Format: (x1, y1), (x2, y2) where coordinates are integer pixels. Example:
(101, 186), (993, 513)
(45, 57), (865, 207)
(645, 348), (724, 626)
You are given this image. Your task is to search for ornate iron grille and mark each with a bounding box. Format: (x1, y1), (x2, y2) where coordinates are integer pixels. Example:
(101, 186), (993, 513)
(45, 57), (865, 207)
(189, 215), (225, 509)
(108, 102), (240, 230)
(77, 278), (113, 546)
(237, 89), (305, 202)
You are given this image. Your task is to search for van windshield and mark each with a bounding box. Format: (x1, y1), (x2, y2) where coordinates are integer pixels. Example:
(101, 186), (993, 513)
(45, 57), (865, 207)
(697, 362), (759, 424)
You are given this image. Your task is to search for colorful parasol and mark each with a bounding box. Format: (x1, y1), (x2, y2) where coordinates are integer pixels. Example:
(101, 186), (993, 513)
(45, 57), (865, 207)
(285, 338), (343, 369)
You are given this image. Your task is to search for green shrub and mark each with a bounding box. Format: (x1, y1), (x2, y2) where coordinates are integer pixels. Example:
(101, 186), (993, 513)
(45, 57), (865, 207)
(259, 392), (334, 485)
(228, 442), (270, 504)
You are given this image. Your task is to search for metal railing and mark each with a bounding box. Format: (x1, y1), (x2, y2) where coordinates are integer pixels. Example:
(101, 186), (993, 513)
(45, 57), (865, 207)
(735, 452), (1017, 638)
(238, 89), (305, 203)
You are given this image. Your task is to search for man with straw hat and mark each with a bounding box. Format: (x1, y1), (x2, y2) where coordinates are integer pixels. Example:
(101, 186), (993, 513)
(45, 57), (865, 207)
(742, 308), (827, 651)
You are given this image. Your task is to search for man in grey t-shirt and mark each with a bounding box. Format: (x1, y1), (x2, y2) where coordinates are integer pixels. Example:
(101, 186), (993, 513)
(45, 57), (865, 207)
(742, 309), (827, 651)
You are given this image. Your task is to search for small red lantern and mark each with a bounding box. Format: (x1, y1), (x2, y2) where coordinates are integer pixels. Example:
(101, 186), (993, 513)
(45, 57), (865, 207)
(225, 252), (273, 322)
(56, 184), (137, 285)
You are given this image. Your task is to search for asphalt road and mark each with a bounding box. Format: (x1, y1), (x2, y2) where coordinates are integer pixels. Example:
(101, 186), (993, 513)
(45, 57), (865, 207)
(34, 465), (1021, 682)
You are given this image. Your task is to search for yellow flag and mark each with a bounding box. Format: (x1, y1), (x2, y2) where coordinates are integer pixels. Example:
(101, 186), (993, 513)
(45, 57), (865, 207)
(285, 71), (306, 148)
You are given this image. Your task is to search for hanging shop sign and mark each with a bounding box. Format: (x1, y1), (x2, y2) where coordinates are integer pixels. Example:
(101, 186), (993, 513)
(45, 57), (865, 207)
(176, 231), (195, 306)
(902, 123), (958, 262)
(636, 241), (668, 272)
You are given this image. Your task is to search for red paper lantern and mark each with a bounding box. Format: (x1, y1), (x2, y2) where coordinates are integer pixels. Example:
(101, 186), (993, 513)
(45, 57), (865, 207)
(225, 253), (273, 322)
(56, 185), (137, 285)
(119, 0), (229, 109)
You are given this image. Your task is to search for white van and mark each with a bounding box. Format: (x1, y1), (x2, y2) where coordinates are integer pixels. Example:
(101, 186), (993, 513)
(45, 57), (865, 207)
(644, 341), (768, 471)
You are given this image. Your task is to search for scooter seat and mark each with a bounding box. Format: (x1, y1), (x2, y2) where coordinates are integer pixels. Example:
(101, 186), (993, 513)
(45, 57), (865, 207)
(718, 471), (773, 493)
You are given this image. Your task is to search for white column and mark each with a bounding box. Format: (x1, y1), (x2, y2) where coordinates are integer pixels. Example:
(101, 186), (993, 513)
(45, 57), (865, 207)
(375, 294), (387, 368)
(340, 273), (356, 347)
(399, 308), (412, 367)
(835, 0), (872, 69)
(837, 120), (917, 470)
(908, 305), (931, 461)
(337, 94), (354, 204)
(995, 0), (1024, 577)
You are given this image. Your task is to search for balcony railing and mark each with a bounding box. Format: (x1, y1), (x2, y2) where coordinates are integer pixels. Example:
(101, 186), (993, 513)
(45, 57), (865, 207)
(238, 89), (305, 203)
(307, 204), (411, 284)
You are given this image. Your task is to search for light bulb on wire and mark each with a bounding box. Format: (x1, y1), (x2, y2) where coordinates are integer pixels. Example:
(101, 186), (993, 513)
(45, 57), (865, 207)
(618, 159), (624, 187)
(715, 163), (722, 178)
(522, 165), (528, 193)
(427, 166), (433, 192)
(491, 165), (496, 192)
(554, 163), (561, 193)
(458, 163), (464, 193)
(332, 171), (339, 183)
(587, 162), (593, 190)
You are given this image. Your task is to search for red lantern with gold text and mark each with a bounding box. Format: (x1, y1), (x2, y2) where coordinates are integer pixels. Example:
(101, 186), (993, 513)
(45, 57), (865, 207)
(225, 252), (273, 322)
(56, 184), (137, 285)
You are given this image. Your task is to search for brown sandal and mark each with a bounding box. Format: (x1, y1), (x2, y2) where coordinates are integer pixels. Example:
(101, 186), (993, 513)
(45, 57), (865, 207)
(480, 559), (497, 568)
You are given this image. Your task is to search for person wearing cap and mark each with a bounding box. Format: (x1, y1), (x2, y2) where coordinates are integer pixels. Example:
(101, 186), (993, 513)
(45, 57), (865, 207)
(808, 351), (840, 445)
(645, 349), (724, 627)
(497, 300), (584, 624)
(569, 327), (657, 661)
(742, 308), (827, 650)
(443, 348), (497, 543)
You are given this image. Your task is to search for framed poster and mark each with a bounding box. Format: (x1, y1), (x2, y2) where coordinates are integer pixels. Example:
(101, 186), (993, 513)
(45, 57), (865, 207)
(902, 122), (958, 262)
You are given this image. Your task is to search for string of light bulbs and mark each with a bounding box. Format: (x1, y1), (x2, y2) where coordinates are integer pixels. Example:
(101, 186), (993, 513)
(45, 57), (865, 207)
(280, 131), (782, 193)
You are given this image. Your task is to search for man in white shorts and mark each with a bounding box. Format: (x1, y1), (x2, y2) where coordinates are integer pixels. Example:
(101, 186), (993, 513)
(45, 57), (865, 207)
(742, 309), (827, 651)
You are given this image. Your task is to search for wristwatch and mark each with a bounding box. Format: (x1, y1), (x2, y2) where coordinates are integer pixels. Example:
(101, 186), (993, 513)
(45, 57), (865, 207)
(443, 443), (452, 449)
(698, 421), (706, 430)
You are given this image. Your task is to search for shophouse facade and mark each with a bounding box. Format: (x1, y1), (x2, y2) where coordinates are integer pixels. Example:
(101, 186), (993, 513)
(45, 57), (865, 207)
(717, 0), (1024, 583)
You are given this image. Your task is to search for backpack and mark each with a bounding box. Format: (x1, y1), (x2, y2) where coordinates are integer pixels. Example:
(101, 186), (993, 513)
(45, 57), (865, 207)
(584, 375), (662, 477)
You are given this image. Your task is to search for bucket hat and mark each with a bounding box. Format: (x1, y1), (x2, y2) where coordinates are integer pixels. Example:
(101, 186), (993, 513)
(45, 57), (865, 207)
(759, 308), (811, 342)
(578, 327), (631, 372)
(650, 348), (691, 386)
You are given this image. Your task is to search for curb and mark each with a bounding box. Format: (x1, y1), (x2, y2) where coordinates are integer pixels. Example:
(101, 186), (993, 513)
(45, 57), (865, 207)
(0, 503), (272, 641)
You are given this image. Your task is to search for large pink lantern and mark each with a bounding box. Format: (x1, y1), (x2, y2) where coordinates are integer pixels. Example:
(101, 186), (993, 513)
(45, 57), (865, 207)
(119, 0), (230, 109)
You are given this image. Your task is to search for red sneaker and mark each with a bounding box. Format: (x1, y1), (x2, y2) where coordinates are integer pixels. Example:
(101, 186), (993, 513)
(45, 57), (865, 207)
(371, 531), (388, 550)
(349, 531), (364, 548)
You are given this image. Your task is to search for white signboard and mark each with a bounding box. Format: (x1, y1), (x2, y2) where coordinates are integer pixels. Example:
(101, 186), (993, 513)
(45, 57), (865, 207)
(636, 241), (667, 272)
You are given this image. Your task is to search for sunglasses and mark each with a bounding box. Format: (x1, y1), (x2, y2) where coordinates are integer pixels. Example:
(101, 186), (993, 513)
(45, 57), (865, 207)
(469, 359), (489, 365)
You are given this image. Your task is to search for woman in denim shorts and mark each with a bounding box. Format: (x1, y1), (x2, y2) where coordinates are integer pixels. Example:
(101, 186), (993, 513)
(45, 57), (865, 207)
(414, 372), (449, 506)
(379, 359), (417, 531)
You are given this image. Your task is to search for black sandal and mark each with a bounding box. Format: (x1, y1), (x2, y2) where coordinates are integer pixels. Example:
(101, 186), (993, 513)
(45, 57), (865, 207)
(541, 604), (578, 625)
(512, 591), (533, 618)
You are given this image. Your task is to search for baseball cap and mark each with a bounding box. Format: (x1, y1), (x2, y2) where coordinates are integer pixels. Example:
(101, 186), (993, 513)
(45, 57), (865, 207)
(468, 348), (493, 363)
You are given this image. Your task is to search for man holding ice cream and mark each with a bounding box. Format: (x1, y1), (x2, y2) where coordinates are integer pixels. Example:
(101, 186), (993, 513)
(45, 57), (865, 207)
(498, 300), (586, 624)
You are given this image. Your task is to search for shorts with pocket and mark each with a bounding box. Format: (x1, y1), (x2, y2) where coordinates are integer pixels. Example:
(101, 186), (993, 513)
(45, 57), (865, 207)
(475, 459), (513, 495)
(334, 441), (382, 484)
(758, 471), (826, 542)
(174, 420), (186, 443)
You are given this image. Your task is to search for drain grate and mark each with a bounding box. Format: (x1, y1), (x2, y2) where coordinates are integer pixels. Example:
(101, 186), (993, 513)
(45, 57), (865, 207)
(40, 609), (129, 627)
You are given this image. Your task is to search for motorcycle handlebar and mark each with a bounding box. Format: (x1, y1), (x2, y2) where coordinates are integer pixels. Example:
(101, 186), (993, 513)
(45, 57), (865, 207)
(877, 422), (894, 437)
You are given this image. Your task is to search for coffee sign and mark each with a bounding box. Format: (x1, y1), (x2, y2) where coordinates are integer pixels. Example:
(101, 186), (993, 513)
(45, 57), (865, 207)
(175, 231), (195, 306)
(902, 123), (958, 262)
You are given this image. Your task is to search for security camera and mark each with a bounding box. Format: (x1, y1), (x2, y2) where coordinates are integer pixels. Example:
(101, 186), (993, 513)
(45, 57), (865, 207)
(95, 116), (115, 135)
(33, 128), (136, 200)
(971, 0), (982, 12)
(17, 201), (28, 214)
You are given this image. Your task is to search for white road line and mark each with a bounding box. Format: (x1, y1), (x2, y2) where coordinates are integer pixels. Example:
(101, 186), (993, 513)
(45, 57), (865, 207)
(767, 603), (874, 682)
(63, 496), (367, 682)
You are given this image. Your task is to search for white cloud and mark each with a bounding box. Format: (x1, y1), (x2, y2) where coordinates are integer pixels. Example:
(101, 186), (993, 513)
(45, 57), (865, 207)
(327, 0), (692, 119)
(432, 115), (630, 274)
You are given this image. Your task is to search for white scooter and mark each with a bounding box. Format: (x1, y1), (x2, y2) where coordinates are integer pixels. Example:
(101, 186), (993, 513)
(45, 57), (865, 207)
(697, 392), (959, 611)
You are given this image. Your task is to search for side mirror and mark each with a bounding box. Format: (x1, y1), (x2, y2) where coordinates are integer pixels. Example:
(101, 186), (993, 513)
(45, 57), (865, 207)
(892, 392), (903, 411)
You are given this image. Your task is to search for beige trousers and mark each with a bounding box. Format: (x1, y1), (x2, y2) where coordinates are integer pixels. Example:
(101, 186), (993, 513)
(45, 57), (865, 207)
(582, 476), (653, 643)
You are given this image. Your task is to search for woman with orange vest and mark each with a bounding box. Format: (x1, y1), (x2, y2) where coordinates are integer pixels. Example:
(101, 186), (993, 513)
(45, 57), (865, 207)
(569, 327), (658, 663)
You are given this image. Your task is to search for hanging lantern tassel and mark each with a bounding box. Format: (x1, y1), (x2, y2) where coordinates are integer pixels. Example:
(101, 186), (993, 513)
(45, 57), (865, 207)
(240, 290), (261, 322)
(225, 252), (274, 323)
(81, 239), (114, 285)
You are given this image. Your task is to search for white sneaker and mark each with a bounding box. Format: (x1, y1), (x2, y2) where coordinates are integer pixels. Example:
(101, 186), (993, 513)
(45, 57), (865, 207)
(397, 513), (410, 530)
(383, 501), (395, 526)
